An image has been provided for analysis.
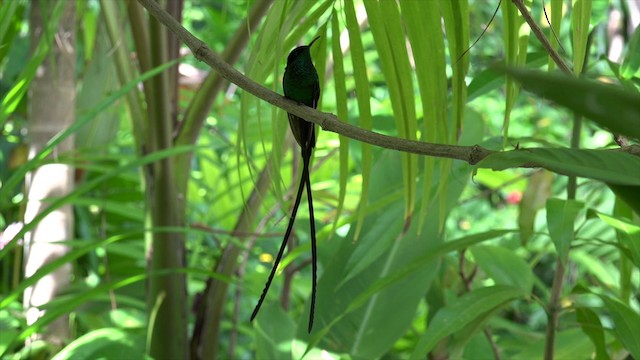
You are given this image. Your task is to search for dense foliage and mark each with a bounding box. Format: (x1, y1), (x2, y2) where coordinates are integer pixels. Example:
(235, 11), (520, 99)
(1, 0), (639, 359)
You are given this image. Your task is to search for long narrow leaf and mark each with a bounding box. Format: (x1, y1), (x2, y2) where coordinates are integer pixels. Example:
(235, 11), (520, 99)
(343, 0), (372, 239)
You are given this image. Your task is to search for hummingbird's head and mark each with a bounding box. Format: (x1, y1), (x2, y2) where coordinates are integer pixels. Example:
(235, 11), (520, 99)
(286, 36), (320, 67)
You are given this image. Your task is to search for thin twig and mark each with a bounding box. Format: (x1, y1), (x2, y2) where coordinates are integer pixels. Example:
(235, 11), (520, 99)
(541, 0), (567, 55)
(455, 0), (502, 66)
(511, 0), (571, 74)
(458, 250), (502, 360)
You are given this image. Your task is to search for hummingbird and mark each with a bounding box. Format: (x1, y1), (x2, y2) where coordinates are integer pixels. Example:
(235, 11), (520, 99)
(251, 36), (321, 333)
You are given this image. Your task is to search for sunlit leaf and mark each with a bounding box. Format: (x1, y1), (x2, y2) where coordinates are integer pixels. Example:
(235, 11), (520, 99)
(344, 0), (373, 239)
(518, 170), (553, 244)
(501, 67), (640, 139)
(621, 25), (640, 79)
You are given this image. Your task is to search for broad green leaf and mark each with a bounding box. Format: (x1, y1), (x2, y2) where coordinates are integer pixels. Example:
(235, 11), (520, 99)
(409, 285), (525, 359)
(343, 229), (514, 312)
(76, 32), (120, 149)
(467, 52), (548, 101)
(546, 198), (584, 263)
(600, 295), (640, 359)
(576, 307), (608, 360)
(477, 147), (640, 186)
(518, 170), (553, 244)
(501, 67), (640, 139)
(609, 184), (640, 217)
(344, 0), (373, 239)
(52, 328), (147, 360)
(299, 150), (478, 359)
(512, 328), (594, 360)
(471, 245), (534, 294)
(621, 25), (640, 79)
(254, 303), (296, 360)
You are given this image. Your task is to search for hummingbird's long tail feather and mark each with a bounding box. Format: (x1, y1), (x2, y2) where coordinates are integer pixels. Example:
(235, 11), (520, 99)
(250, 164), (308, 322)
(303, 152), (317, 333)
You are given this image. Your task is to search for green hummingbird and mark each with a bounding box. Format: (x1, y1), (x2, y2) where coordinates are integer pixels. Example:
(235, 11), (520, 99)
(251, 36), (321, 333)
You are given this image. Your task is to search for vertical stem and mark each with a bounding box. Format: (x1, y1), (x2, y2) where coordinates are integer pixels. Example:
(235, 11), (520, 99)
(543, 27), (593, 360)
(544, 259), (565, 360)
(145, 1), (188, 358)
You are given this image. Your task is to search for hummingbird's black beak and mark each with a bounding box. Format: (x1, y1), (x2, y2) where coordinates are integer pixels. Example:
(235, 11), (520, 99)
(308, 36), (321, 48)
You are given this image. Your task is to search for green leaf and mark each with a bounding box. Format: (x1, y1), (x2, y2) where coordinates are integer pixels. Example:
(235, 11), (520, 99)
(471, 245), (534, 294)
(597, 211), (640, 267)
(254, 303), (296, 360)
(344, 0), (373, 239)
(52, 328), (147, 360)
(329, 12), (350, 240)
(400, 0), (448, 233)
(609, 184), (640, 217)
(501, 67), (640, 139)
(576, 307), (608, 360)
(600, 295), (640, 359)
(546, 198), (584, 262)
(467, 52), (548, 101)
(548, 0), (563, 71)
(0, 0), (66, 125)
(512, 328), (594, 360)
(518, 170), (553, 244)
(477, 148), (640, 186)
(501, 0), (530, 144)
(572, 0), (593, 75)
(409, 285), (525, 359)
(365, 0), (417, 219)
(300, 152), (481, 359)
(0, 58), (180, 203)
(621, 25), (640, 79)
(440, 0), (469, 139)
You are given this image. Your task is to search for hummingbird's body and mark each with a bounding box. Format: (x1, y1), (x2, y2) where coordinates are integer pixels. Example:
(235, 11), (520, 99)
(251, 37), (320, 333)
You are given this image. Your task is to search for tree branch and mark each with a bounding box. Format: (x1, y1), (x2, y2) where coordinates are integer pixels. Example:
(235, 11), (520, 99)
(136, 0), (492, 165)
(511, 0), (571, 74)
(137, 0), (639, 167)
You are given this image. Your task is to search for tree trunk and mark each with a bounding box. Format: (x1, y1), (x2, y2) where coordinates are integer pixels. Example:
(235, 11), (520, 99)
(23, 0), (76, 347)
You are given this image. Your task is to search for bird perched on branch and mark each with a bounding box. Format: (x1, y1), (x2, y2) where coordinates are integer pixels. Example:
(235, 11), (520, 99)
(251, 36), (321, 333)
